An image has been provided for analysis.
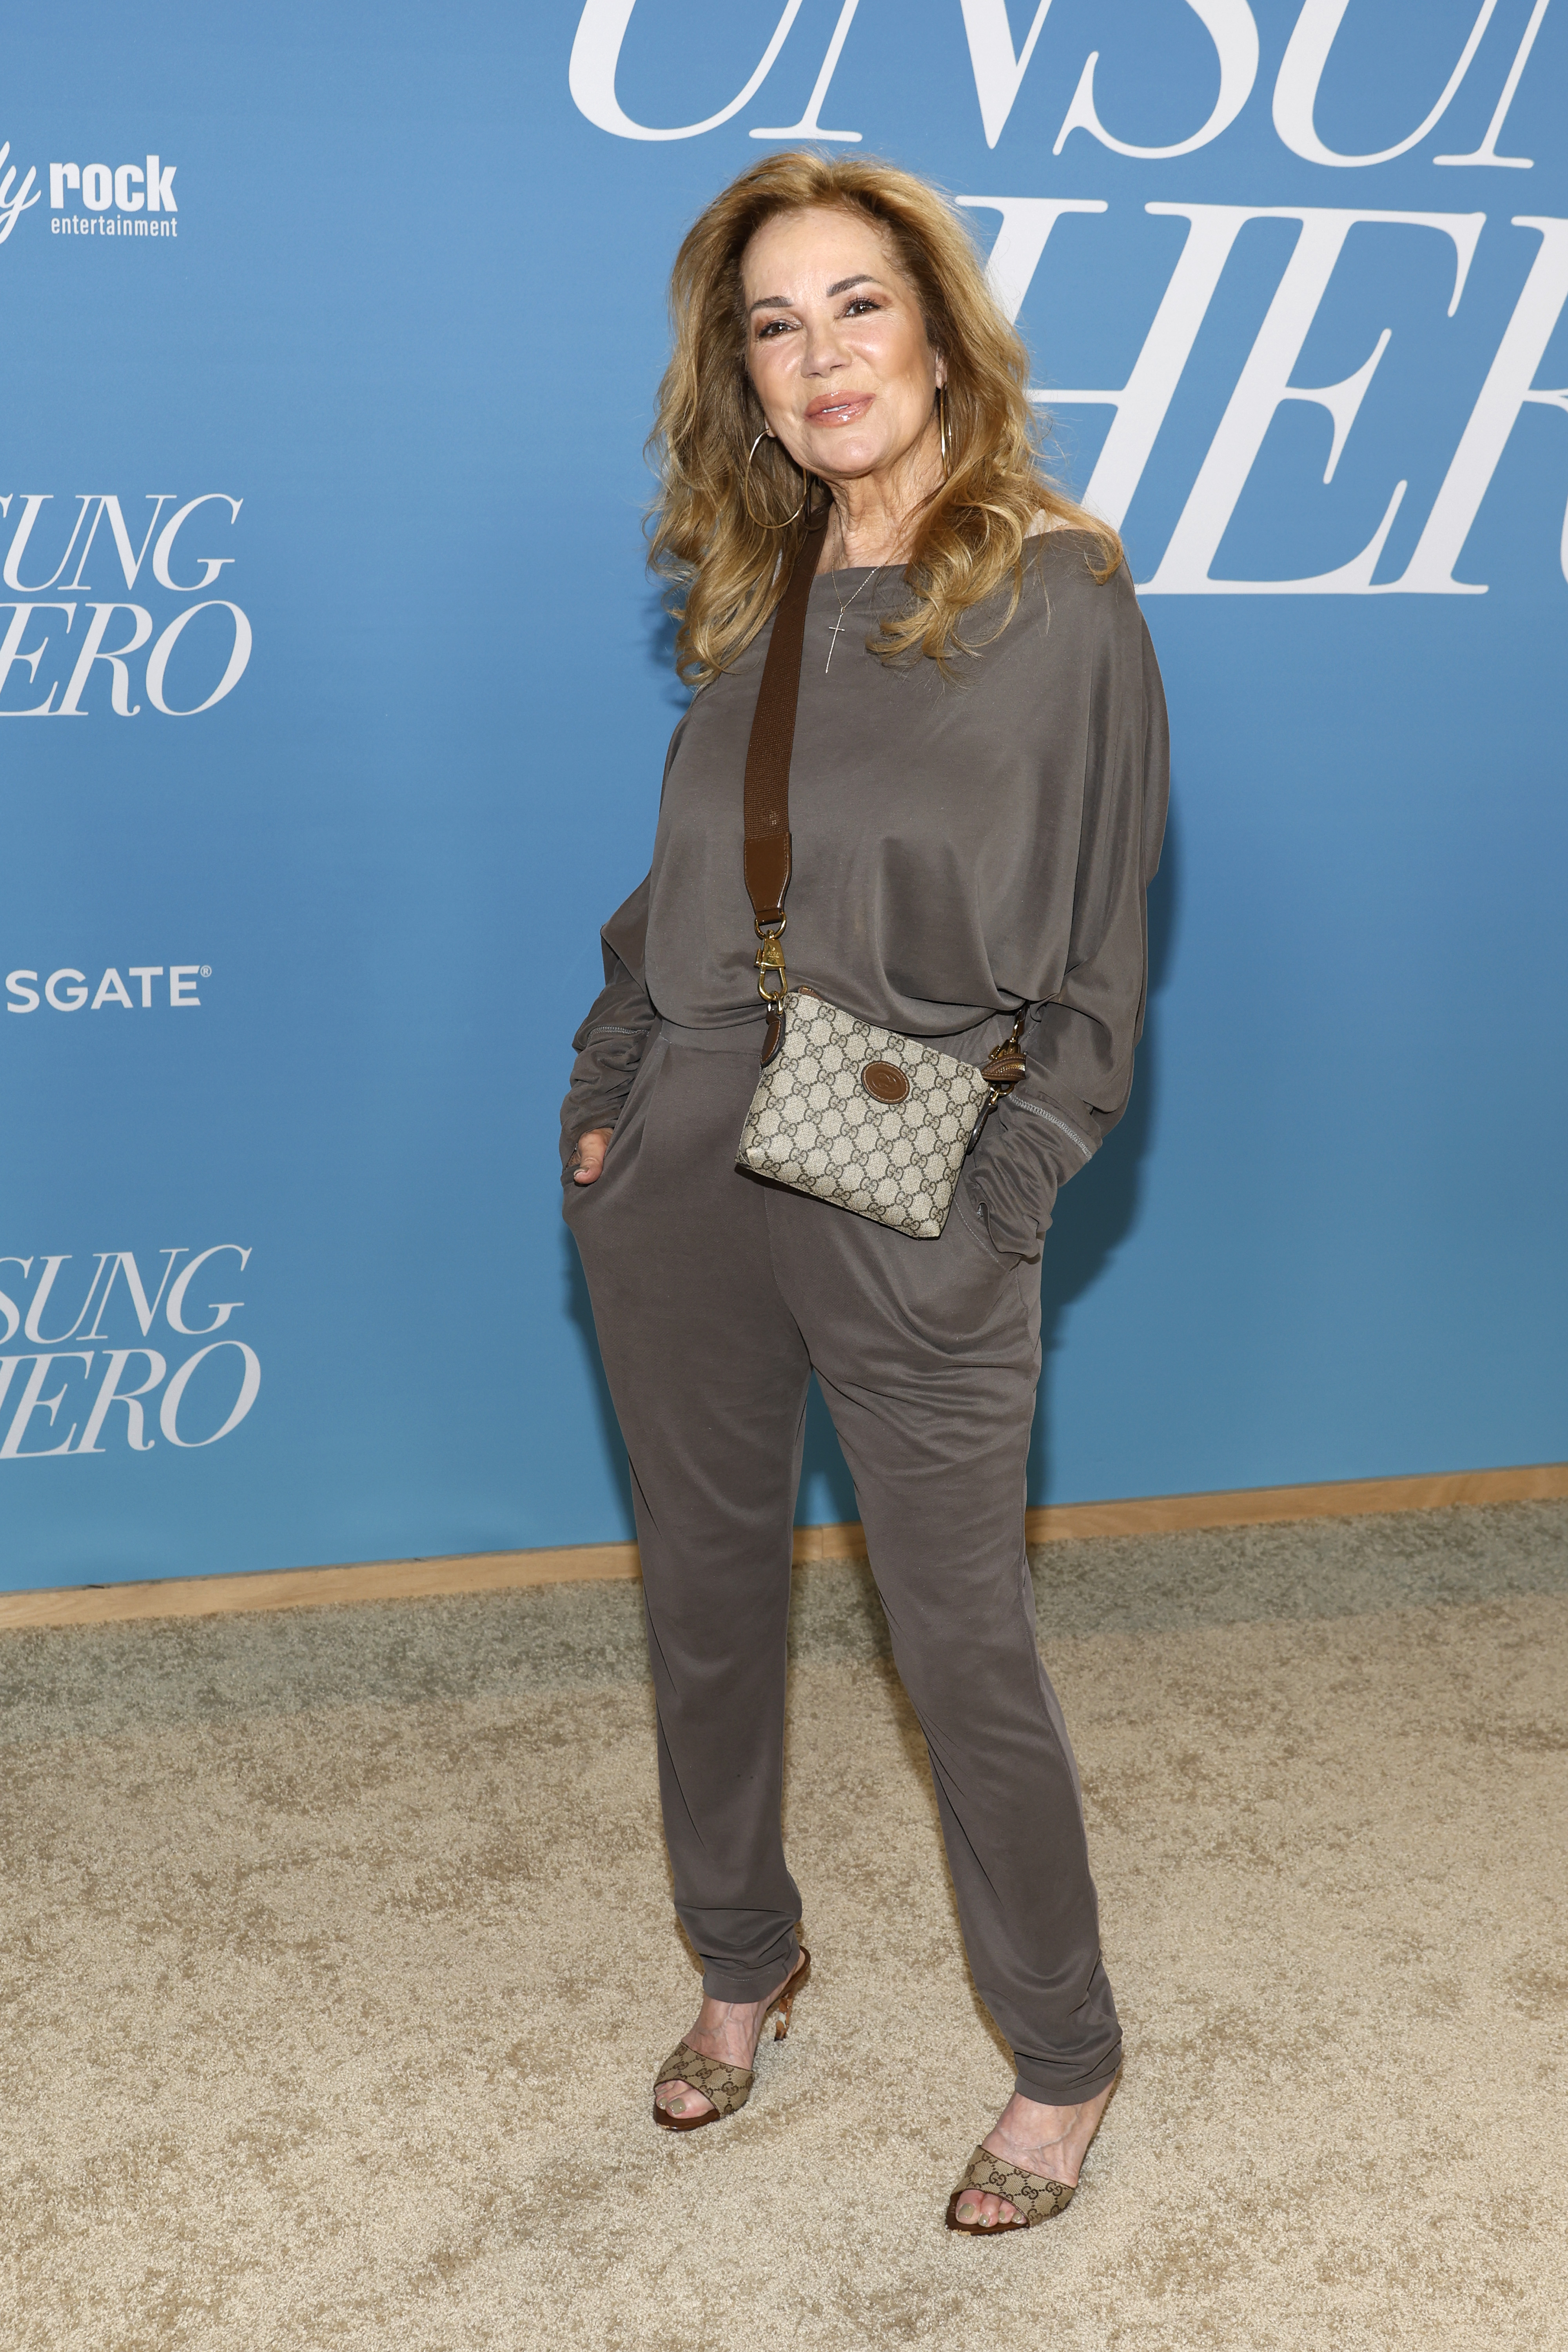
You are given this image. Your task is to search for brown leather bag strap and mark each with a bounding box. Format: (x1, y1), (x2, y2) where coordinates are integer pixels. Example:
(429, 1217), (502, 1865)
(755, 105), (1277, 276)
(744, 515), (829, 960)
(741, 513), (1033, 1094)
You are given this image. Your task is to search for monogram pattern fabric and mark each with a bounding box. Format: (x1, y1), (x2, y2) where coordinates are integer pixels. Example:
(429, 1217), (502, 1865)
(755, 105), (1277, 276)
(947, 2146), (1077, 2227)
(653, 2041), (755, 2116)
(738, 990), (992, 1239)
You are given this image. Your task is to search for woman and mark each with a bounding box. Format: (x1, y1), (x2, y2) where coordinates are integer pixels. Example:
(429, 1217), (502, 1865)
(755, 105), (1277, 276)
(560, 151), (1167, 2233)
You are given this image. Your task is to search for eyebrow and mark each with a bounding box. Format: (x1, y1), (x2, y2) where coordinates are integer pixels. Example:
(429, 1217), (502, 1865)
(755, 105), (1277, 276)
(748, 273), (884, 313)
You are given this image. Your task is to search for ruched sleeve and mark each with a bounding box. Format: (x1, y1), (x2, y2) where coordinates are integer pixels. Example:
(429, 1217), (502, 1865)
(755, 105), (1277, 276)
(559, 713), (694, 1172)
(558, 873), (659, 1172)
(966, 574), (1169, 1263)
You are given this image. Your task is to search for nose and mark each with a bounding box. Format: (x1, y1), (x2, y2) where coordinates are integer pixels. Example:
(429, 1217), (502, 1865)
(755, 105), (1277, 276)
(799, 312), (852, 380)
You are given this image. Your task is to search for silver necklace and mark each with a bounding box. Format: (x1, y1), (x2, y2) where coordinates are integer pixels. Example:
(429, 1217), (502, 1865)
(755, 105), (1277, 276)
(824, 551), (884, 673)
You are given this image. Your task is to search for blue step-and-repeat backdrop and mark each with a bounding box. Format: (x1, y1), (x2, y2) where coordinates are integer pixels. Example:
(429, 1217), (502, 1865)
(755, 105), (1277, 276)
(2, 2), (1564, 1592)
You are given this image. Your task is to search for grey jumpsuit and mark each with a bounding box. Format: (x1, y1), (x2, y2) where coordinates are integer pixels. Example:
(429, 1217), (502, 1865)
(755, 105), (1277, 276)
(561, 533), (1168, 2103)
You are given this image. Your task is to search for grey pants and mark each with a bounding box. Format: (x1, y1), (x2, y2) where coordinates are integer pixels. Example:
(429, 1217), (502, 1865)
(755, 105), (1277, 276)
(564, 1021), (1122, 2104)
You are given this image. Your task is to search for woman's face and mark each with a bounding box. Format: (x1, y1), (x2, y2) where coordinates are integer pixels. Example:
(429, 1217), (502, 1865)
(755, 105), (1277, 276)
(740, 205), (944, 490)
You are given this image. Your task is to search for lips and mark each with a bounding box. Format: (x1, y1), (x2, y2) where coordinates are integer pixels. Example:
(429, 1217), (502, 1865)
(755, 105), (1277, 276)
(804, 393), (874, 426)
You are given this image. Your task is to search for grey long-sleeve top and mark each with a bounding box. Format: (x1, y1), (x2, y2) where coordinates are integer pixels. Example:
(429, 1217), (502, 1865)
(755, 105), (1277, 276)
(561, 530), (1169, 1259)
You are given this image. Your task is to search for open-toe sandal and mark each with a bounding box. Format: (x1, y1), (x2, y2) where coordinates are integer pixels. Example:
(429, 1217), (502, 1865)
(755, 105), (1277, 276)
(946, 2066), (1121, 2232)
(652, 1945), (811, 2132)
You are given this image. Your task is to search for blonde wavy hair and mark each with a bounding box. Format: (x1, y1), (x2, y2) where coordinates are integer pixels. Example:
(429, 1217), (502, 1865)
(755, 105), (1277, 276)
(647, 150), (1121, 688)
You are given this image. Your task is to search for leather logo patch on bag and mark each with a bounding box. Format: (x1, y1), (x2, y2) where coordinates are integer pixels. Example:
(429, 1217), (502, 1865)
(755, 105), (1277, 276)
(860, 1060), (911, 1104)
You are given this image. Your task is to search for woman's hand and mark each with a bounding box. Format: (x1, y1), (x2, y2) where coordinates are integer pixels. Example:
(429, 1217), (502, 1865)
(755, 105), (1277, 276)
(572, 1127), (614, 1185)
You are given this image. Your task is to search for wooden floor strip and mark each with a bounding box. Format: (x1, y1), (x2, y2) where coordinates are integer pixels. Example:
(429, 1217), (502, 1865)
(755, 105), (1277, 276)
(3, 1462), (1563, 1631)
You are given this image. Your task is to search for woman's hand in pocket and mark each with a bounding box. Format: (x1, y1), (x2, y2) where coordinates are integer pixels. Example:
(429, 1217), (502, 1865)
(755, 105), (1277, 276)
(571, 1127), (615, 1185)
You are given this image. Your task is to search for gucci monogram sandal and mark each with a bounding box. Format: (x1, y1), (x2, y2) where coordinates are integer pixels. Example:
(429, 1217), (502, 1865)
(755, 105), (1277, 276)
(945, 2066), (1122, 2232)
(651, 1944), (812, 2132)
(735, 514), (1028, 1236)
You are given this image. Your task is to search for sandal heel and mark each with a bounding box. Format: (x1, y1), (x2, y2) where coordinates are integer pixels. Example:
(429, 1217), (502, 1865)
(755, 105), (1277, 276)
(770, 1947), (811, 2041)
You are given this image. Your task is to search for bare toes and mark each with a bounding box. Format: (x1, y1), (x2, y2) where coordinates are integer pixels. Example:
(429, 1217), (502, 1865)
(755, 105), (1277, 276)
(956, 2192), (1018, 2230)
(656, 2081), (714, 2120)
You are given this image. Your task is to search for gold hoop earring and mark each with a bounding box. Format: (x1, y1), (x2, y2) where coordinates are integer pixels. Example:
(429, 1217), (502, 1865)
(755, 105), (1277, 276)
(937, 386), (952, 479)
(743, 430), (809, 530)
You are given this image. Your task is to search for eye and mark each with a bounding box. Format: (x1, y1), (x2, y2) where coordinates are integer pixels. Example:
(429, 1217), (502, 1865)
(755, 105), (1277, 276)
(755, 317), (795, 339)
(843, 297), (882, 317)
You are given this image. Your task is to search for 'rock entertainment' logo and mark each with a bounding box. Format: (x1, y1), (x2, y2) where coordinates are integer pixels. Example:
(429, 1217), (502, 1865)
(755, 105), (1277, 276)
(51, 155), (178, 239)
(0, 138), (180, 245)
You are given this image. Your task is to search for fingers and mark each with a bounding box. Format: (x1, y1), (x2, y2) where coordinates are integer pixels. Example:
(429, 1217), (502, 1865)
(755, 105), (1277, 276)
(572, 1126), (614, 1185)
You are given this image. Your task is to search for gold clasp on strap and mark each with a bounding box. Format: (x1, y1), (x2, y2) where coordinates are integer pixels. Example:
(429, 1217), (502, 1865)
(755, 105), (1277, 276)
(967, 1011), (1030, 1156)
(755, 920), (788, 1002)
(980, 1011), (1028, 1090)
